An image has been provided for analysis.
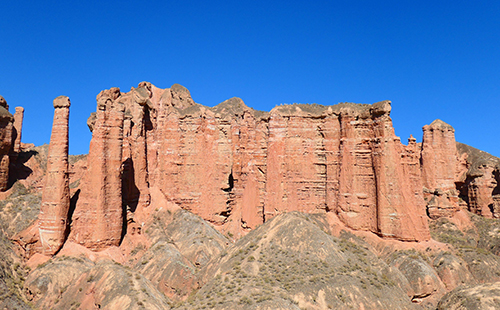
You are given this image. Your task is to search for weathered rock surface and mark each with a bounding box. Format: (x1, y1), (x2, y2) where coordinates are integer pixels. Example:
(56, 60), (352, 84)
(12, 106), (24, 154)
(0, 95), (14, 191)
(388, 251), (446, 305)
(130, 209), (229, 301)
(456, 142), (500, 218)
(96, 83), (431, 243)
(437, 282), (500, 310)
(24, 256), (171, 310)
(421, 119), (461, 219)
(38, 96), (71, 255)
(432, 252), (476, 291)
(178, 212), (418, 310)
(25, 82), (500, 254)
(68, 88), (125, 250)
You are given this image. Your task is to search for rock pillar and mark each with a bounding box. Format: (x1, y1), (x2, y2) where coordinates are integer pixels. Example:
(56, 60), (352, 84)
(12, 107), (24, 153)
(421, 119), (460, 218)
(467, 166), (497, 218)
(38, 96), (71, 255)
(69, 88), (125, 251)
(370, 101), (429, 241)
(0, 95), (14, 191)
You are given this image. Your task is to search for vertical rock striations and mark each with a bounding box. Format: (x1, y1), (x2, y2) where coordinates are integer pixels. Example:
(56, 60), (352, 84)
(0, 95), (14, 191)
(32, 82), (500, 251)
(38, 96), (71, 255)
(12, 106), (24, 154)
(68, 88), (125, 251)
(421, 120), (460, 219)
(370, 102), (429, 241)
(455, 143), (500, 218)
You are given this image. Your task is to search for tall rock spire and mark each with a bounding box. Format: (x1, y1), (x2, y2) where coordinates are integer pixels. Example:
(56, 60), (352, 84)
(12, 106), (24, 153)
(38, 96), (71, 255)
(421, 119), (460, 218)
(0, 95), (14, 191)
(69, 88), (125, 251)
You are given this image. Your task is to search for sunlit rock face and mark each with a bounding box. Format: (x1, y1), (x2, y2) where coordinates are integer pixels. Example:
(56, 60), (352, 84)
(68, 88), (125, 251)
(455, 142), (500, 218)
(77, 83), (430, 243)
(28, 82), (500, 253)
(0, 95), (14, 191)
(38, 96), (71, 255)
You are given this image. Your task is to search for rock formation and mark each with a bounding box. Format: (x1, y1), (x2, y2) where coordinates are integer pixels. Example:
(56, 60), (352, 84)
(68, 88), (125, 250)
(456, 143), (500, 218)
(79, 83), (431, 243)
(12, 107), (24, 154)
(38, 96), (71, 255)
(0, 96), (14, 191)
(20, 82), (500, 253)
(421, 119), (461, 219)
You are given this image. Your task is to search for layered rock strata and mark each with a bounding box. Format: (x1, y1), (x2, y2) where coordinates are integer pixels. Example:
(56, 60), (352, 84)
(68, 88), (125, 250)
(421, 120), (461, 219)
(12, 107), (24, 154)
(89, 83), (431, 242)
(29, 82), (500, 253)
(0, 96), (14, 191)
(38, 96), (71, 255)
(456, 143), (500, 218)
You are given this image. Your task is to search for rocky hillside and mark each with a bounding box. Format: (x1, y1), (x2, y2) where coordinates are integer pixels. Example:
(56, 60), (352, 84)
(1, 85), (500, 309)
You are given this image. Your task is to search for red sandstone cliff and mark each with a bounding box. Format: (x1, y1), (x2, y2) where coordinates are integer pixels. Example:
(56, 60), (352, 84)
(0, 96), (14, 191)
(456, 142), (500, 218)
(77, 83), (431, 244)
(17, 82), (500, 254)
(0, 95), (25, 192)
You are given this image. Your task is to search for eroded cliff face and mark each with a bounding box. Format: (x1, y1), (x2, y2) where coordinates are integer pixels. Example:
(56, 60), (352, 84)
(18, 82), (500, 254)
(0, 95), (24, 192)
(70, 83), (430, 244)
(68, 88), (125, 250)
(421, 120), (462, 219)
(0, 98), (14, 191)
(456, 143), (500, 218)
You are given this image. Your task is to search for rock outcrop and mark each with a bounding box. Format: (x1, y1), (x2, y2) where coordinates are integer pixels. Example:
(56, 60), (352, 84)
(68, 88), (125, 250)
(0, 95), (14, 191)
(12, 107), (24, 154)
(38, 96), (71, 255)
(456, 143), (500, 218)
(69, 83), (435, 246)
(437, 282), (500, 310)
(0, 96), (27, 192)
(421, 119), (461, 219)
(21, 82), (500, 253)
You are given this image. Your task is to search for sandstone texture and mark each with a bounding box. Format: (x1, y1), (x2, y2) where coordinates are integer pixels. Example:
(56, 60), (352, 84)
(12, 106), (24, 154)
(77, 83), (431, 243)
(437, 282), (500, 310)
(68, 88), (125, 250)
(38, 96), (71, 255)
(421, 119), (461, 219)
(4, 82), (500, 309)
(456, 142), (500, 218)
(0, 95), (14, 191)
(29, 82), (500, 253)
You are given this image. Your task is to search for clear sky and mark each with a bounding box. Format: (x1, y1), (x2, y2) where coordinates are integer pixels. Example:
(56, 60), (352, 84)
(1, 1), (499, 156)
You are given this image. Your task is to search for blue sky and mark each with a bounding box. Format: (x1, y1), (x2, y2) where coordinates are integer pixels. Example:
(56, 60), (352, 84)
(1, 1), (499, 156)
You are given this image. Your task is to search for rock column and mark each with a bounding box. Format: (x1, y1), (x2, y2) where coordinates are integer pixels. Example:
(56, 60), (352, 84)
(421, 119), (460, 218)
(38, 96), (71, 255)
(12, 107), (24, 153)
(370, 101), (430, 241)
(69, 88), (125, 251)
(0, 96), (14, 191)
